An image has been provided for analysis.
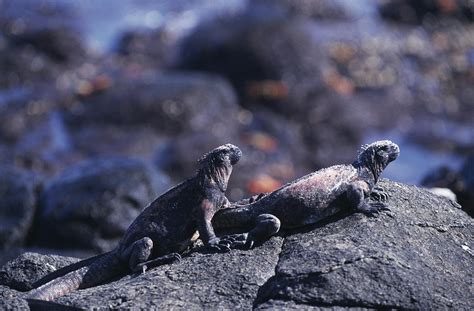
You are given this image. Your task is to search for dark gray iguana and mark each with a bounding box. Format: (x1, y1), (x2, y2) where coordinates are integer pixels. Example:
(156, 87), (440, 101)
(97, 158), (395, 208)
(213, 140), (400, 249)
(25, 143), (242, 301)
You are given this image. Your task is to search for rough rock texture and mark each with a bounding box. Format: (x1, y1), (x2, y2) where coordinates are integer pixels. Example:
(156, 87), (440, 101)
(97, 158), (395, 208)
(0, 285), (29, 311)
(33, 157), (170, 252)
(0, 166), (39, 250)
(2, 180), (472, 309)
(0, 252), (80, 291)
(255, 180), (473, 309)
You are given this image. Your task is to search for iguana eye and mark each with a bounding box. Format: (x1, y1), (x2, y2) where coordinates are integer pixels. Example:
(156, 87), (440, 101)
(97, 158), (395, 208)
(377, 149), (388, 157)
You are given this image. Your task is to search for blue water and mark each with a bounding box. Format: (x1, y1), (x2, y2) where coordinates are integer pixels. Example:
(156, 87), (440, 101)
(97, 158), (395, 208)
(52, 0), (247, 52)
(364, 131), (464, 185)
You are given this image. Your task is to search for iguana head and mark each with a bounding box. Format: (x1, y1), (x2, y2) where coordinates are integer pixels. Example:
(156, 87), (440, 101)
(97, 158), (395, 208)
(354, 140), (400, 183)
(198, 144), (242, 192)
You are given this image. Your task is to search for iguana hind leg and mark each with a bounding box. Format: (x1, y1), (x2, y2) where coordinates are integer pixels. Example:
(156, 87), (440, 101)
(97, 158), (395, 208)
(121, 237), (181, 273)
(121, 237), (153, 273)
(219, 214), (281, 249)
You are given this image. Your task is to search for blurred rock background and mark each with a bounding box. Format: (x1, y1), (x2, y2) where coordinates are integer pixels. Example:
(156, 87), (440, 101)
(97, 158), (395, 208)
(0, 0), (472, 260)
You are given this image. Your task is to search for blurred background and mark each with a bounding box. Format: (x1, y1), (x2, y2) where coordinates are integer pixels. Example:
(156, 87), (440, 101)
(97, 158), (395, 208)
(0, 0), (472, 260)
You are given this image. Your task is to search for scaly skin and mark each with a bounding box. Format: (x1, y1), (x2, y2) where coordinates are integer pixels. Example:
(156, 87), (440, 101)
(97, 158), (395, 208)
(25, 144), (242, 301)
(213, 140), (400, 249)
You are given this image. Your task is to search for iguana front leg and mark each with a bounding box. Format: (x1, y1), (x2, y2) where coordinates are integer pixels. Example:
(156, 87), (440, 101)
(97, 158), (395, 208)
(198, 199), (231, 252)
(347, 183), (390, 217)
(219, 214), (281, 249)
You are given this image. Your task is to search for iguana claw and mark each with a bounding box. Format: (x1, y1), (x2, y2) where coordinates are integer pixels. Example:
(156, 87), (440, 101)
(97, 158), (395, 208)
(207, 238), (231, 252)
(370, 186), (389, 202)
(359, 202), (391, 217)
(218, 233), (254, 250)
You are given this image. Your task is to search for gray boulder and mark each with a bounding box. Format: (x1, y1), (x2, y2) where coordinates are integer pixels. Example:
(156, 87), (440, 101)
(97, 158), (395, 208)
(0, 252), (79, 291)
(0, 285), (29, 311)
(255, 179), (472, 309)
(33, 157), (170, 252)
(179, 9), (328, 116)
(3, 180), (473, 309)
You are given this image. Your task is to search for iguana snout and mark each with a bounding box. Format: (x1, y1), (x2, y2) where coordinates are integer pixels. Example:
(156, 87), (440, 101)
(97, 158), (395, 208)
(376, 140), (400, 163)
(225, 144), (242, 165)
(199, 143), (242, 166)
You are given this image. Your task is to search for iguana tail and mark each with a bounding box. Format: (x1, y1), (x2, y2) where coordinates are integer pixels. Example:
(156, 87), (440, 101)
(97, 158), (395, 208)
(25, 252), (123, 301)
(32, 252), (110, 289)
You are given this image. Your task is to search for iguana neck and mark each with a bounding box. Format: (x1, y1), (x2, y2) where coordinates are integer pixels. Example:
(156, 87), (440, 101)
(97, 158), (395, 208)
(354, 162), (378, 190)
(197, 166), (231, 193)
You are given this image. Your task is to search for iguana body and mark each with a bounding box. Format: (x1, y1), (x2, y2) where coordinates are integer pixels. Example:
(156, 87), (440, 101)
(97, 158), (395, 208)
(26, 144), (242, 301)
(213, 140), (400, 248)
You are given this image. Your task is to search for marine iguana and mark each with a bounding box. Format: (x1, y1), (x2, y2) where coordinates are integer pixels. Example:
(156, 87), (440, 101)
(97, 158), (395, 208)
(213, 140), (400, 249)
(25, 144), (242, 301)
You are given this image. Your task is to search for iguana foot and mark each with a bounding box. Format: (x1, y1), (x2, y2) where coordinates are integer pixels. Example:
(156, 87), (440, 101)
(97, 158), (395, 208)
(358, 202), (391, 217)
(218, 233), (254, 250)
(133, 253), (182, 273)
(370, 186), (389, 202)
(207, 237), (231, 252)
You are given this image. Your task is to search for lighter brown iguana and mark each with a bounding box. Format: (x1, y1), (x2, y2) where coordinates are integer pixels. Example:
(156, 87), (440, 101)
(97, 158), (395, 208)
(25, 144), (242, 301)
(213, 140), (400, 249)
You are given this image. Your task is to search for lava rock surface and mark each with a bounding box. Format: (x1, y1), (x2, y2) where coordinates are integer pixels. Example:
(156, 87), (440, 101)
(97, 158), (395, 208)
(1, 180), (472, 309)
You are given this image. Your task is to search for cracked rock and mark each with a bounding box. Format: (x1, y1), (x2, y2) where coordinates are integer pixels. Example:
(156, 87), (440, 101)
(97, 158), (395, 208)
(255, 180), (473, 309)
(1, 180), (472, 309)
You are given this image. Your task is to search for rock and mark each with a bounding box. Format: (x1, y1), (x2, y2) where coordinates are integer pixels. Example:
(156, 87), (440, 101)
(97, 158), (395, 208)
(9, 111), (83, 176)
(179, 9), (328, 116)
(254, 0), (349, 20)
(115, 27), (179, 69)
(421, 158), (474, 217)
(459, 156), (474, 213)
(2, 180), (472, 309)
(0, 88), (80, 175)
(0, 88), (58, 143)
(300, 91), (366, 168)
(0, 0), (86, 63)
(0, 285), (29, 310)
(427, 187), (457, 202)
(32, 157), (170, 252)
(178, 8), (372, 168)
(0, 166), (39, 250)
(0, 252), (80, 291)
(0, 0), (87, 90)
(71, 124), (168, 159)
(379, 0), (474, 24)
(255, 179), (472, 309)
(64, 72), (240, 136)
